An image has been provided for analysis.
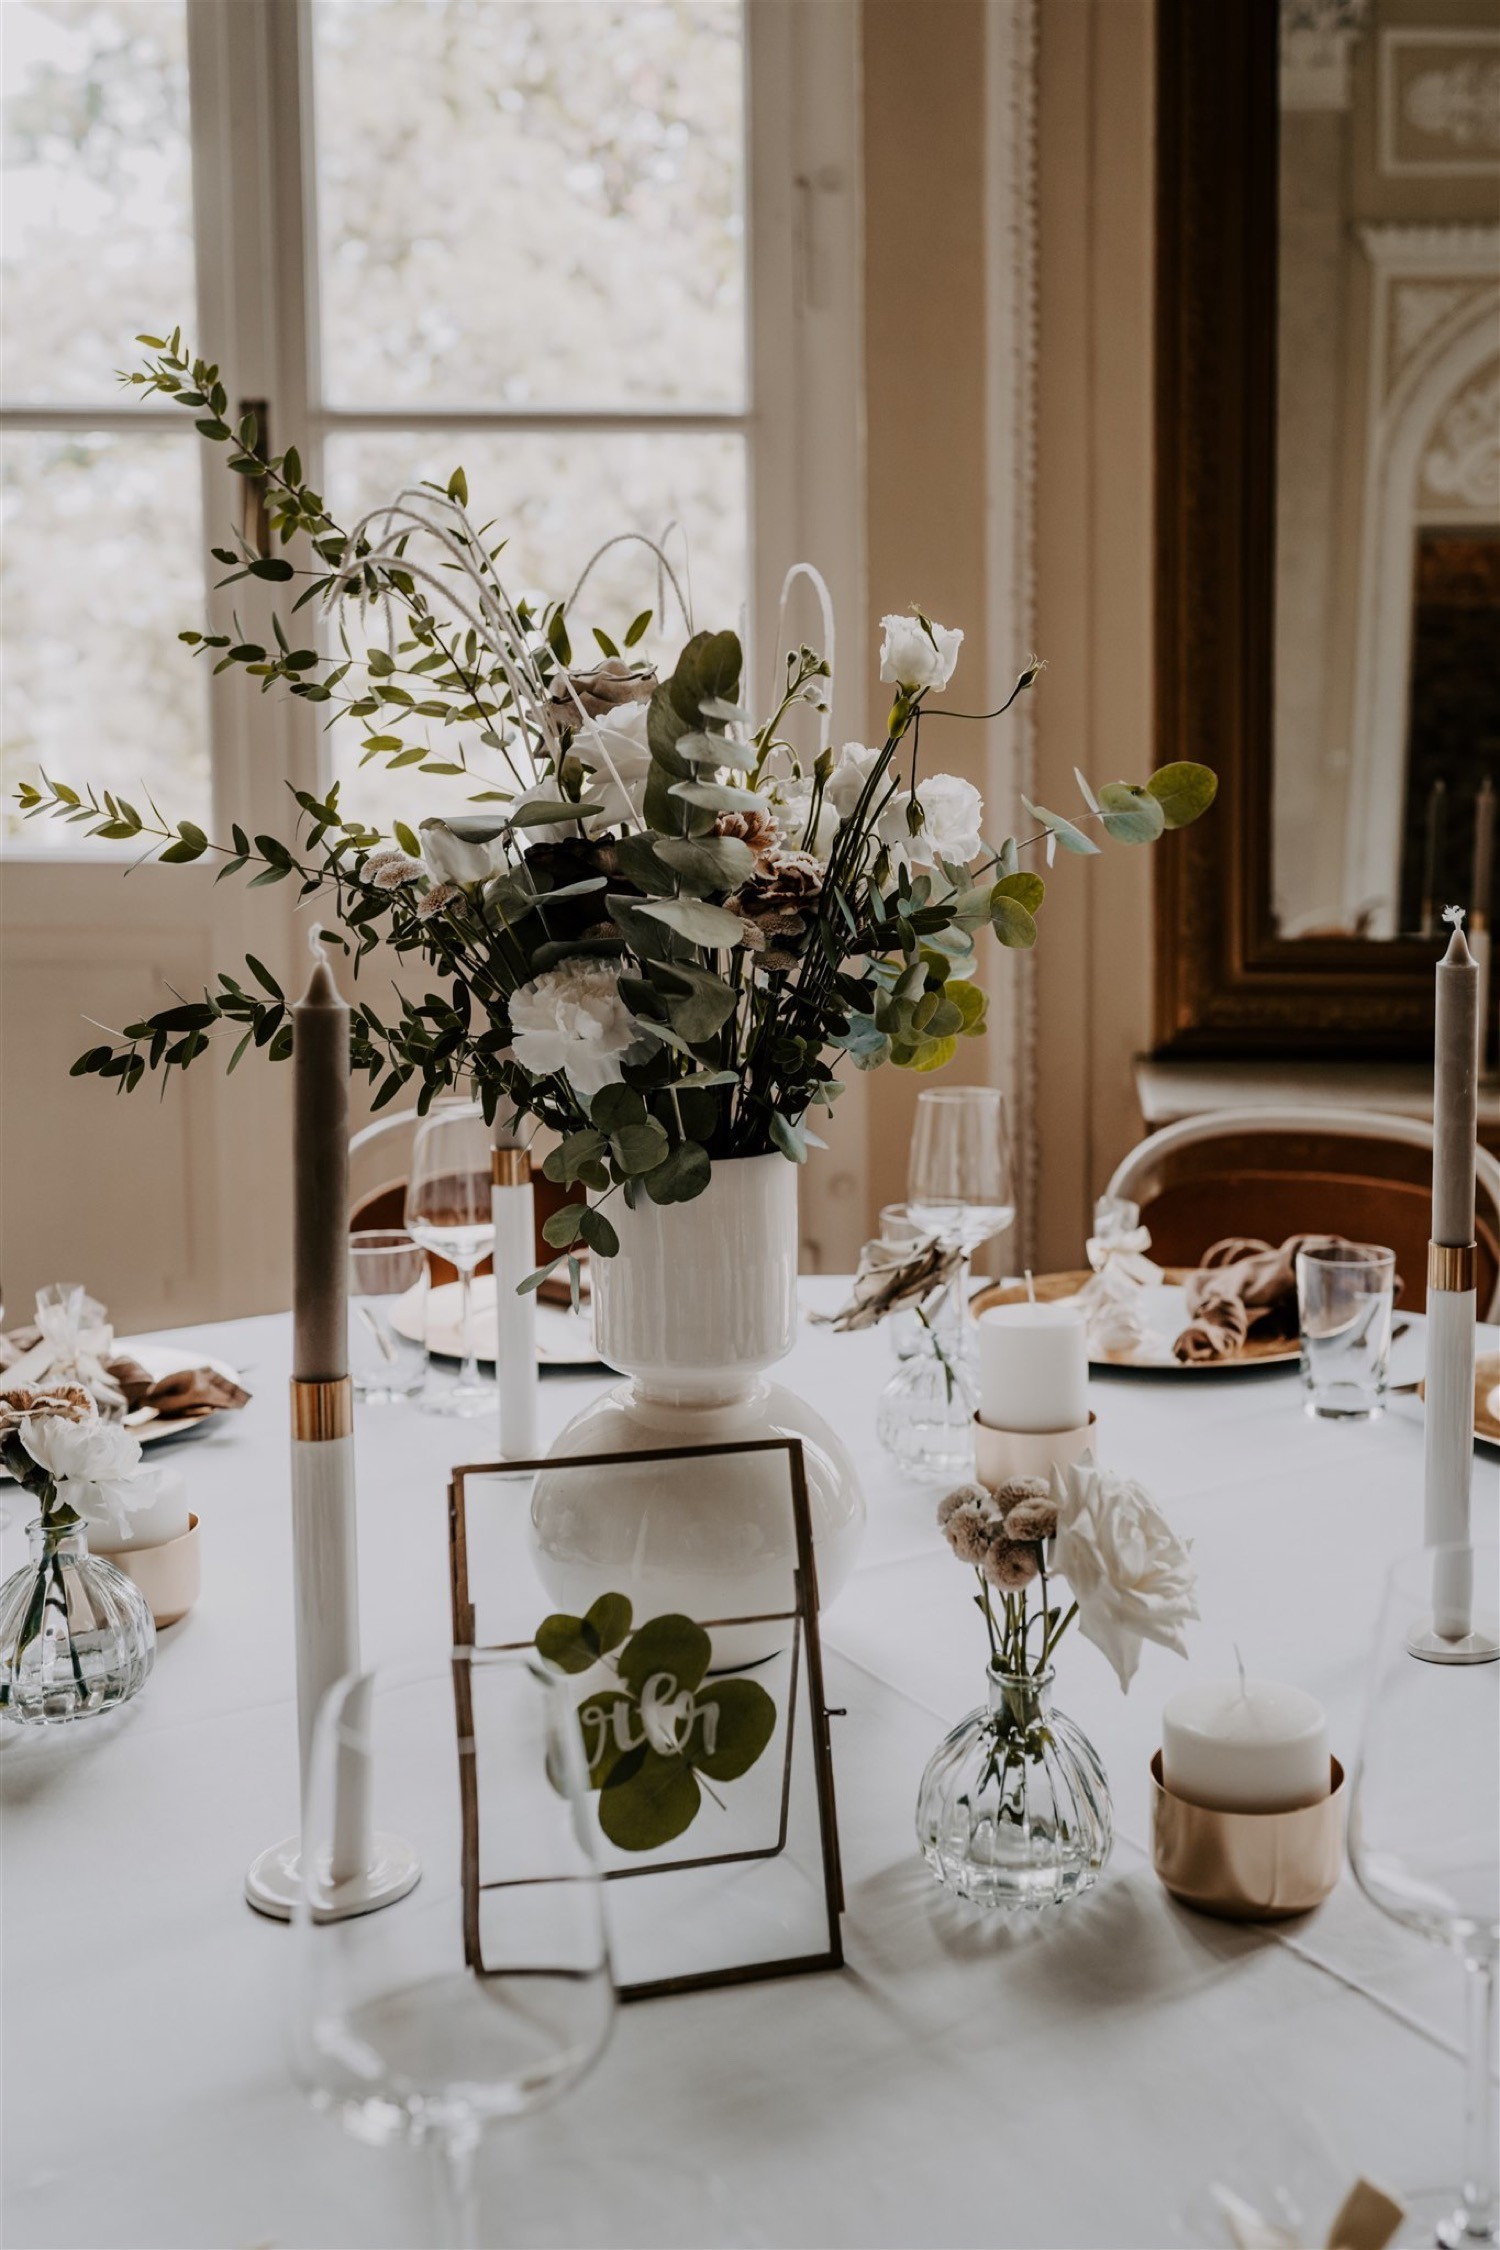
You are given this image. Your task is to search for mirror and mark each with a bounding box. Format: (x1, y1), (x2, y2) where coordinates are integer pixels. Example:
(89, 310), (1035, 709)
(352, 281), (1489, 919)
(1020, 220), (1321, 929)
(1272, 0), (1498, 943)
(1154, 0), (1498, 1058)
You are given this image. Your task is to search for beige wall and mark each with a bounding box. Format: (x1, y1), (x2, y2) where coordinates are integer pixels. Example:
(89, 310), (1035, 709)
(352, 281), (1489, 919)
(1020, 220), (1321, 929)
(1032, 0), (1156, 1266)
(861, 0), (993, 1222)
(860, 0), (1156, 1266)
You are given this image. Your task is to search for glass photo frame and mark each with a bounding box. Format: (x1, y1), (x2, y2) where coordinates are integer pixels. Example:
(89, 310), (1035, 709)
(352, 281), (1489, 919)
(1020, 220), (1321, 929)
(448, 1438), (845, 2001)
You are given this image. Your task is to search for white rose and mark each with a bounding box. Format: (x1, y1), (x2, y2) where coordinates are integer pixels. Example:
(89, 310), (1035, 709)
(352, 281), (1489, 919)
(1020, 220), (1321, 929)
(1048, 1459), (1198, 1693)
(826, 742), (885, 825)
(574, 701), (654, 829)
(879, 613), (964, 693)
(767, 774), (839, 861)
(420, 818), (505, 888)
(508, 958), (655, 1101)
(902, 773), (984, 870)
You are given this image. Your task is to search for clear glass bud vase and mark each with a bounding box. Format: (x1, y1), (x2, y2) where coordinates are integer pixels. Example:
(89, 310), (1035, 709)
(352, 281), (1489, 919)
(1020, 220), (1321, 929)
(0, 1517), (156, 1725)
(915, 1664), (1113, 1910)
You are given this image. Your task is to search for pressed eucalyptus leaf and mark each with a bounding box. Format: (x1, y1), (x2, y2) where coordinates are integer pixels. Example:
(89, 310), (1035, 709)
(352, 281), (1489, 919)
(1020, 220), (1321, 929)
(535, 1613), (598, 1675)
(691, 1678), (778, 1782)
(616, 1613), (712, 1698)
(597, 1750), (701, 1852)
(584, 1592), (633, 1655)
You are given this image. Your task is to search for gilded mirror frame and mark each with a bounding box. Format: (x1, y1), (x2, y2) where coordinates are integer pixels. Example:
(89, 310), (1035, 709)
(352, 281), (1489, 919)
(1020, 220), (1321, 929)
(1153, 0), (1441, 1057)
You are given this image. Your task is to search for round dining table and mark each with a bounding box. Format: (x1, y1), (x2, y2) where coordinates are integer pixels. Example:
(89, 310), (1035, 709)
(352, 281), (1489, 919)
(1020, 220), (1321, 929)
(3, 1281), (1496, 2250)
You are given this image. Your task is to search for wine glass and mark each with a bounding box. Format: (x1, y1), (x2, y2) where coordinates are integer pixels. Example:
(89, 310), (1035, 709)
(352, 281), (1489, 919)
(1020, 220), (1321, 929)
(1348, 1545), (1499, 2248)
(291, 1650), (615, 2249)
(405, 1103), (495, 1418)
(906, 1087), (1016, 1359)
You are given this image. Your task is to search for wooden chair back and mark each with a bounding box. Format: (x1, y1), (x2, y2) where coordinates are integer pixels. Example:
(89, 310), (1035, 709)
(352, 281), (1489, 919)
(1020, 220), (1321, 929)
(1106, 1111), (1500, 1316)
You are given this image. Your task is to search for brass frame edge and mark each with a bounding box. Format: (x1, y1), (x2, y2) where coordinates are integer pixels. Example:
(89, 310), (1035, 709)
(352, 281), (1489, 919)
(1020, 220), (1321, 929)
(290, 1375), (354, 1441)
(491, 1148), (530, 1186)
(1428, 1242), (1476, 1294)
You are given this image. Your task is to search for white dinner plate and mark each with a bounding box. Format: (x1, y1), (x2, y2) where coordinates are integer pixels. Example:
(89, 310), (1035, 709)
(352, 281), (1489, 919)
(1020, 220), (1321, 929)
(390, 1275), (603, 1369)
(0, 1342), (246, 1468)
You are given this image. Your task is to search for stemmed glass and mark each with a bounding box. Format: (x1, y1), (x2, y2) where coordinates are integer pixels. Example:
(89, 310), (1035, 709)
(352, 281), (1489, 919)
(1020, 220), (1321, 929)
(906, 1086), (1017, 1361)
(291, 1650), (615, 2250)
(405, 1104), (495, 1418)
(1348, 1545), (1499, 2248)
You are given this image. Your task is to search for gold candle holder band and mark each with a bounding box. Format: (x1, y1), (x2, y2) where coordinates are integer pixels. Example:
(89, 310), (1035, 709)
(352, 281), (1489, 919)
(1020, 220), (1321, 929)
(290, 1375), (354, 1441)
(1150, 1750), (1345, 1921)
(491, 1147), (531, 1187)
(1428, 1241), (1476, 1294)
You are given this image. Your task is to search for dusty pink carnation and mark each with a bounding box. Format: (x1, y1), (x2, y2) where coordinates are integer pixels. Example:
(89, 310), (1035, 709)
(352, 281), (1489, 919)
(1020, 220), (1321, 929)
(982, 1538), (1040, 1592)
(945, 1503), (1000, 1565)
(1003, 1495), (1058, 1543)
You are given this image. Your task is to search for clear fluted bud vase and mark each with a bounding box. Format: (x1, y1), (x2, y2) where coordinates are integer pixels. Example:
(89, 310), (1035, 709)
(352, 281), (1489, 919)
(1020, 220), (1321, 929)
(0, 1518), (156, 1725)
(915, 1665), (1113, 1910)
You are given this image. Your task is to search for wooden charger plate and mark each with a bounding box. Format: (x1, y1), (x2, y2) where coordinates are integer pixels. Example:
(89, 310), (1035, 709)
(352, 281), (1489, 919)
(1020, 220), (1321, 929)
(970, 1269), (1301, 1374)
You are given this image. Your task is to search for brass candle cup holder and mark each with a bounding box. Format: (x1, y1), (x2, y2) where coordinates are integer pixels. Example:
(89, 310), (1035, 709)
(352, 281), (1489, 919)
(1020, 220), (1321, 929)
(107, 1514), (201, 1629)
(973, 1411), (1096, 1488)
(1150, 1749), (1345, 1921)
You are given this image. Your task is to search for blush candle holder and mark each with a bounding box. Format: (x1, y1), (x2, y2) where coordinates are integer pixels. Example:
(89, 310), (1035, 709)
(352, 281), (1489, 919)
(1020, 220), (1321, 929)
(1150, 1750), (1345, 1920)
(973, 1411), (1096, 1489)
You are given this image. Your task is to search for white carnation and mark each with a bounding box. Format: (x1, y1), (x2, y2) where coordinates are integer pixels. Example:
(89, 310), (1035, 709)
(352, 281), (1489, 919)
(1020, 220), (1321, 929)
(508, 959), (654, 1101)
(879, 613), (964, 693)
(19, 1410), (145, 1538)
(767, 773), (839, 861)
(826, 742), (885, 825)
(1048, 1459), (1198, 1693)
(902, 773), (984, 869)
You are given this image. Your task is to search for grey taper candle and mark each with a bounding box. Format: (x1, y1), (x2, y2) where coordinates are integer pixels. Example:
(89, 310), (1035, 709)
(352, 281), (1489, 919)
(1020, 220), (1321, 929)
(293, 947), (350, 1380)
(1432, 915), (1478, 1248)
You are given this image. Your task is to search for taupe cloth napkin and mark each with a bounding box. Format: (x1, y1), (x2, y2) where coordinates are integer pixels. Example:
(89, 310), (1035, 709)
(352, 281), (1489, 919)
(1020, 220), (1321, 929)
(1172, 1234), (1345, 1364)
(0, 1284), (250, 1422)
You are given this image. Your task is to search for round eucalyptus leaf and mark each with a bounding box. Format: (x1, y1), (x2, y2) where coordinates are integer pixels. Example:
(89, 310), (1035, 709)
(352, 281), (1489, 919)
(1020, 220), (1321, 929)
(578, 1205), (621, 1257)
(992, 870), (1044, 913)
(1145, 761), (1218, 829)
(1098, 781), (1166, 844)
(584, 1592), (633, 1654)
(642, 1138), (712, 1205)
(990, 894), (1038, 949)
(597, 1750), (701, 1853)
(616, 1612), (713, 1698)
(690, 1678), (778, 1782)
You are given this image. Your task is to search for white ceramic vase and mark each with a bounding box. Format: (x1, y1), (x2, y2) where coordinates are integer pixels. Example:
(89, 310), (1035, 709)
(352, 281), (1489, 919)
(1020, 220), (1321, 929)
(532, 1153), (864, 1627)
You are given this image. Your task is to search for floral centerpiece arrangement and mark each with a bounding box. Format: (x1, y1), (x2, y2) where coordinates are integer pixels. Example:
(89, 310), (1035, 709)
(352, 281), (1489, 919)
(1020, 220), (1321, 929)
(0, 1390), (157, 1724)
(17, 333), (1217, 1295)
(915, 1459), (1198, 1910)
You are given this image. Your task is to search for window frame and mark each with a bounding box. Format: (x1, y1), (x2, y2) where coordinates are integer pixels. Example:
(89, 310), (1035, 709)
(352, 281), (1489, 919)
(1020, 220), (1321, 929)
(2, 0), (864, 857)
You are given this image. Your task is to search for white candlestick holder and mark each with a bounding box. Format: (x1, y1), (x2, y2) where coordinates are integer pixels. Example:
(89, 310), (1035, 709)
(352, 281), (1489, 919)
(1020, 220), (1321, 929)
(1416, 1244), (1498, 1665)
(492, 1140), (539, 1465)
(973, 1411), (1096, 1490)
(245, 1378), (421, 1920)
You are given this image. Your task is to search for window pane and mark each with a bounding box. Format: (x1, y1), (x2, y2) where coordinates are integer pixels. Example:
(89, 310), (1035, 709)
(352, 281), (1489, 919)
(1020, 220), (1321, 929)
(1, 2), (195, 406)
(323, 428), (746, 832)
(312, 0), (745, 410)
(1, 430), (208, 846)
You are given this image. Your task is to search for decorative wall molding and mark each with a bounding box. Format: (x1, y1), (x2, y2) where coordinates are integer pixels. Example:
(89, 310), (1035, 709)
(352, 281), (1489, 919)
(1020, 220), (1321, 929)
(1280, 0), (1369, 113)
(985, 0), (1040, 1265)
(1421, 361), (1500, 511)
(1380, 29), (1500, 176)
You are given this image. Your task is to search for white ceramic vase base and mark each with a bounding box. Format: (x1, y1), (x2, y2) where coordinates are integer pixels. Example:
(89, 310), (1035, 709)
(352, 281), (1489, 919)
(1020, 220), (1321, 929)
(244, 1832), (422, 1922)
(534, 1155), (865, 1626)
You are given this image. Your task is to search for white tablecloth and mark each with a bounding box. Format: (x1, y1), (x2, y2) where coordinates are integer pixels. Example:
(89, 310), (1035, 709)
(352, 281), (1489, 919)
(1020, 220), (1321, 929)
(3, 1287), (1496, 2250)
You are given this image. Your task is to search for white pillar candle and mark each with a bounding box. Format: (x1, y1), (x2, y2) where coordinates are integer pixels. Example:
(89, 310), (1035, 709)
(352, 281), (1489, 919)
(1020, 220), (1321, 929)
(87, 1465), (191, 1554)
(977, 1303), (1089, 1433)
(1162, 1676), (1330, 1812)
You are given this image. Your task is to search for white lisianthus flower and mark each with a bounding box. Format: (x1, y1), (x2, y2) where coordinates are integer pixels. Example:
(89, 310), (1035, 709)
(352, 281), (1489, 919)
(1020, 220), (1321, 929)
(826, 742), (885, 825)
(19, 1410), (145, 1538)
(574, 700), (654, 829)
(420, 818), (504, 889)
(879, 613), (964, 694)
(767, 773), (839, 861)
(1048, 1459), (1198, 1693)
(508, 958), (655, 1101)
(900, 773), (985, 870)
